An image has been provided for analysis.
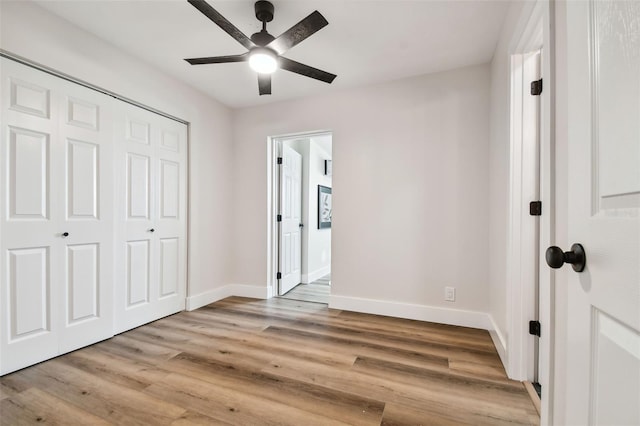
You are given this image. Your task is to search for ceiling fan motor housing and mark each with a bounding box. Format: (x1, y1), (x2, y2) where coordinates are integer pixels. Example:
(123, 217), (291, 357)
(251, 31), (275, 46)
(255, 1), (274, 23)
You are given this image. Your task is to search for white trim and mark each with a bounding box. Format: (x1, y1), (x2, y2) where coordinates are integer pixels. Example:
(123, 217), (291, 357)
(302, 265), (331, 284)
(0, 50), (187, 124)
(489, 316), (509, 368)
(506, 1), (555, 424)
(186, 284), (269, 311)
(329, 295), (493, 331)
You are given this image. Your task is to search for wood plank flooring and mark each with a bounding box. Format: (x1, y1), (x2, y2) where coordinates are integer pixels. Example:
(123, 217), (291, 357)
(0, 297), (539, 425)
(279, 274), (330, 304)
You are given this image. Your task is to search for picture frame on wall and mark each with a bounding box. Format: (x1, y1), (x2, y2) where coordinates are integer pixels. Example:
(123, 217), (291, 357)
(318, 185), (332, 229)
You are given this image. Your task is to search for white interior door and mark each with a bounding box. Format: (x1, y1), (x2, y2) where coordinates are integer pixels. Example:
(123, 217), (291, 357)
(279, 144), (302, 295)
(114, 104), (186, 334)
(0, 59), (114, 373)
(562, 1), (640, 424)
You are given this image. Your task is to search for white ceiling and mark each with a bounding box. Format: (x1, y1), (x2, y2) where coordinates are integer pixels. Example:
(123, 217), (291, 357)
(35, 0), (511, 109)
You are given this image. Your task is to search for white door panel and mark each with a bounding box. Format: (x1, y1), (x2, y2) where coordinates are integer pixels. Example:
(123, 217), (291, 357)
(279, 144), (302, 295)
(126, 240), (151, 306)
(67, 139), (99, 219)
(562, 1), (640, 424)
(1, 59), (114, 372)
(127, 153), (152, 220)
(8, 247), (51, 338)
(66, 243), (99, 322)
(8, 126), (50, 220)
(1, 60), (61, 374)
(160, 237), (179, 298)
(1, 61), (60, 373)
(57, 76), (114, 354)
(115, 105), (186, 333)
(160, 160), (179, 220)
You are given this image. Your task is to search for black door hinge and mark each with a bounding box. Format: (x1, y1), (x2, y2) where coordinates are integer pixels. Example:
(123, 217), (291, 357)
(529, 320), (541, 337)
(529, 201), (542, 216)
(277, 214), (282, 222)
(277, 157), (283, 165)
(531, 79), (543, 96)
(276, 272), (282, 280)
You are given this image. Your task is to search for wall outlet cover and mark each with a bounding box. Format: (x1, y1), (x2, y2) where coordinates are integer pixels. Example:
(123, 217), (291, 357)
(445, 286), (456, 302)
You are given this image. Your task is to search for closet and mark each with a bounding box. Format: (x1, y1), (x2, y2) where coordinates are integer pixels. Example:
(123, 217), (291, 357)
(0, 58), (187, 374)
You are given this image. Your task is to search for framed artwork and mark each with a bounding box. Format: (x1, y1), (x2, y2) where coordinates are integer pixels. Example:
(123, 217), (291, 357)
(318, 185), (332, 229)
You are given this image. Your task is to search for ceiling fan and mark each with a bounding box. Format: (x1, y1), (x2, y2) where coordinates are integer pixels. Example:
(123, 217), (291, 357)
(184, 0), (337, 95)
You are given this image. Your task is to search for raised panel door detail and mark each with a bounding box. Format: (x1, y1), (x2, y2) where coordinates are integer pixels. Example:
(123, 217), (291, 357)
(159, 238), (178, 298)
(8, 247), (50, 340)
(9, 78), (50, 118)
(160, 160), (179, 219)
(126, 118), (150, 145)
(66, 244), (99, 324)
(590, 310), (640, 425)
(592, 1), (640, 212)
(126, 240), (149, 307)
(127, 153), (150, 219)
(8, 126), (49, 220)
(67, 97), (99, 131)
(67, 139), (99, 219)
(161, 130), (179, 152)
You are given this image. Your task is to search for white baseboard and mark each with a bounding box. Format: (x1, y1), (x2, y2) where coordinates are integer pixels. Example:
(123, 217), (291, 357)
(302, 265), (331, 284)
(186, 284), (269, 311)
(488, 315), (508, 370)
(329, 294), (510, 374)
(329, 295), (492, 330)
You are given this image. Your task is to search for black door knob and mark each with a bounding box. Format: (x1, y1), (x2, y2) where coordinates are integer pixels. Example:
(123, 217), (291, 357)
(149, 228), (155, 233)
(62, 232), (69, 237)
(545, 243), (586, 272)
(299, 223), (304, 228)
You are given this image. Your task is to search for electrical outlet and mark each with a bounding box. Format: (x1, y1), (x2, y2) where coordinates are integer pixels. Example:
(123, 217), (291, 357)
(445, 286), (456, 302)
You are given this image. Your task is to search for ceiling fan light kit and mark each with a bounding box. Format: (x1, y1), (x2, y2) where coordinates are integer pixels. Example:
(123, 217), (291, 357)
(249, 47), (277, 74)
(184, 0), (337, 95)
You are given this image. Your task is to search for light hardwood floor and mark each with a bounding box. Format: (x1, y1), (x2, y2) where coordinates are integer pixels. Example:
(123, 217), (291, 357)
(279, 274), (331, 304)
(0, 297), (539, 425)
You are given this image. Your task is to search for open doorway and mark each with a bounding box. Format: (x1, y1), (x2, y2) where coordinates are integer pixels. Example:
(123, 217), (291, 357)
(270, 132), (332, 304)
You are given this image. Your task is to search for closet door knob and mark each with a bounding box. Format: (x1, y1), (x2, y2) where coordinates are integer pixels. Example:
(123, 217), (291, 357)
(62, 232), (69, 238)
(148, 228), (155, 233)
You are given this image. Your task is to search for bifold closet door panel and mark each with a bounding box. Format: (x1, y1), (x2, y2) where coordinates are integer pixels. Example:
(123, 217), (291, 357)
(0, 59), (114, 374)
(56, 77), (114, 354)
(114, 104), (186, 334)
(0, 62), (60, 373)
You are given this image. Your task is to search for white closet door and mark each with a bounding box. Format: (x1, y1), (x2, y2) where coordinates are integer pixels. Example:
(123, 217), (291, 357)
(114, 105), (186, 333)
(0, 59), (114, 374)
(56, 76), (114, 354)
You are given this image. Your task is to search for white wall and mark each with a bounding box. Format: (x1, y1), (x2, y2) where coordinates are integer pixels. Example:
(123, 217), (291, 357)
(232, 64), (492, 327)
(0, 1), (234, 303)
(305, 137), (332, 283)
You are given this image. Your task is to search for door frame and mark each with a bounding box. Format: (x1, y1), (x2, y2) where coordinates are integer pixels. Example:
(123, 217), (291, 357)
(266, 130), (332, 299)
(506, 1), (555, 424)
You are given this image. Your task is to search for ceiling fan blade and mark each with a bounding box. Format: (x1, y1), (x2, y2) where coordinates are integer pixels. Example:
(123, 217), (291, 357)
(267, 11), (328, 55)
(258, 73), (272, 96)
(279, 57), (336, 84)
(184, 53), (249, 65)
(188, 0), (255, 51)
